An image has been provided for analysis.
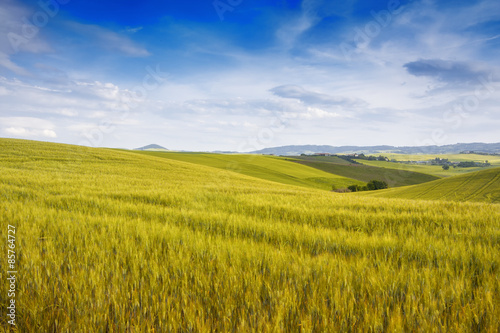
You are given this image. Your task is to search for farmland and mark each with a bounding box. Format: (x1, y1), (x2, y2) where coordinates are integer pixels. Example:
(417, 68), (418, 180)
(379, 153), (500, 164)
(359, 157), (500, 178)
(285, 156), (439, 188)
(0, 139), (499, 332)
(361, 167), (500, 203)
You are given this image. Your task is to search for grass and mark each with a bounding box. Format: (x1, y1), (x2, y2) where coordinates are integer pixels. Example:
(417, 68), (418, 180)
(1, 138), (499, 332)
(131, 151), (365, 191)
(286, 156), (439, 188)
(360, 167), (500, 203)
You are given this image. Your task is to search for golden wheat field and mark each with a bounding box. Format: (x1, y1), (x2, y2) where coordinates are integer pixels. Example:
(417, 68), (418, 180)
(1, 138), (499, 332)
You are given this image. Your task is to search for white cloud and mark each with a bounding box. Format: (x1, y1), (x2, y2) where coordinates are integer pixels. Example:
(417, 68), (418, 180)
(3, 127), (57, 138)
(1, 117), (57, 139)
(4, 127), (27, 135)
(42, 129), (57, 138)
(305, 107), (340, 119)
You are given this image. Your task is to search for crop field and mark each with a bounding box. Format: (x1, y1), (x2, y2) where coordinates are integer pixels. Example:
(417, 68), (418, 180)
(359, 158), (500, 178)
(361, 167), (500, 204)
(374, 153), (500, 164)
(358, 159), (489, 178)
(132, 151), (365, 191)
(1, 139), (499, 332)
(285, 157), (439, 188)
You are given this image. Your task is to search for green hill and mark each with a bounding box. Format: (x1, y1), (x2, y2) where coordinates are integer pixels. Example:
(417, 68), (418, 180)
(286, 156), (439, 187)
(131, 151), (365, 191)
(360, 167), (500, 203)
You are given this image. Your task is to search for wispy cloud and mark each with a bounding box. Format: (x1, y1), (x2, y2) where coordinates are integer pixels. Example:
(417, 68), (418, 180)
(0, 0), (53, 75)
(269, 85), (366, 108)
(66, 22), (150, 57)
(0, 52), (30, 76)
(123, 26), (144, 34)
(403, 59), (497, 83)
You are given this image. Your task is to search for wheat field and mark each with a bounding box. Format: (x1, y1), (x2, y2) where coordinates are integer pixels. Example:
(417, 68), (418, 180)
(0, 139), (499, 332)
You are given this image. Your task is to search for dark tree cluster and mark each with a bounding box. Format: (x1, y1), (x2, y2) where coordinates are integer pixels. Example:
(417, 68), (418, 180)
(457, 161), (491, 168)
(333, 180), (389, 193)
(353, 154), (389, 162)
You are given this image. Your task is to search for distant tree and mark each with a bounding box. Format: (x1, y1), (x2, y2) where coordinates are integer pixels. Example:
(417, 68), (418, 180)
(333, 188), (351, 193)
(347, 184), (361, 192)
(442, 165), (450, 170)
(457, 161), (477, 168)
(366, 180), (388, 190)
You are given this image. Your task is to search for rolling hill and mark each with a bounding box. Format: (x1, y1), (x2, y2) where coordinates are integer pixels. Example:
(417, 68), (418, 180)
(360, 167), (500, 203)
(130, 151), (366, 191)
(135, 144), (169, 151)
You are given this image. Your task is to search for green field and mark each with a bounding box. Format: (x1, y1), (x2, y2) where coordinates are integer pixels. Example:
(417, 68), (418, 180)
(359, 159), (486, 177)
(360, 167), (500, 203)
(1, 139), (500, 332)
(286, 156), (439, 188)
(131, 151), (365, 191)
(359, 158), (500, 178)
(376, 153), (500, 163)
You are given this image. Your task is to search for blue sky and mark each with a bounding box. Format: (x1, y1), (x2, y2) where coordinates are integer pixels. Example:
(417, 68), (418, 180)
(0, 0), (499, 151)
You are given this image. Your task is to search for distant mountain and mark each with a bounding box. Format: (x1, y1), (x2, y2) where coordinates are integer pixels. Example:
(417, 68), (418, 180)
(135, 144), (169, 151)
(211, 150), (239, 154)
(250, 143), (500, 156)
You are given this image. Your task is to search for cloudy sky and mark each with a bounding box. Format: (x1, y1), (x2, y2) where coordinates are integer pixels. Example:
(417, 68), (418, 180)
(0, 0), (499, 151)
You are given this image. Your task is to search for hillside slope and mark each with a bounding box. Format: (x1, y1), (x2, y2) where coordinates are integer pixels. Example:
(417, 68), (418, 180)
(287, 156), (439, 187)
(131, 151), (365, 191)
(360, 167), (500, 203)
